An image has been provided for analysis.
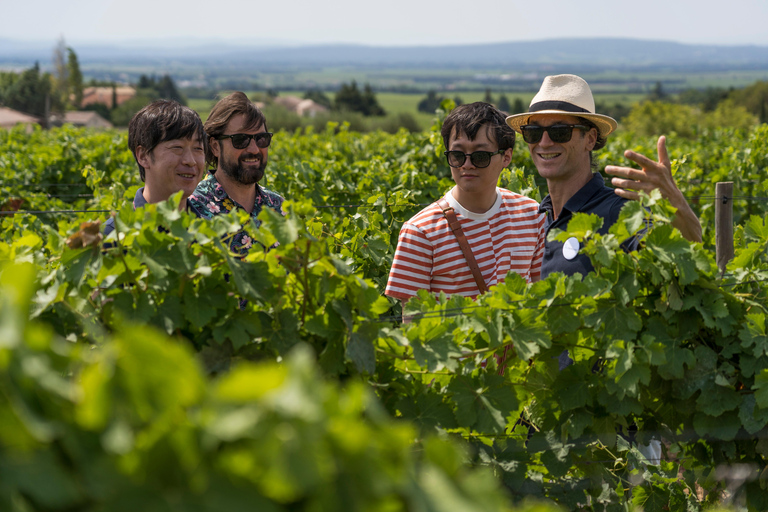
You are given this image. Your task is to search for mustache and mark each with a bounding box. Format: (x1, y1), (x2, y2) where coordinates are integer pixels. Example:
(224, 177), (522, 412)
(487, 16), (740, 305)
(239, 152), (262, 161)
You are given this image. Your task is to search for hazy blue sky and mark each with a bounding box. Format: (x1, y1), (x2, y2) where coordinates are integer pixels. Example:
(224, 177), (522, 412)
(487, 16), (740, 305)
(4, 0), (768, 47)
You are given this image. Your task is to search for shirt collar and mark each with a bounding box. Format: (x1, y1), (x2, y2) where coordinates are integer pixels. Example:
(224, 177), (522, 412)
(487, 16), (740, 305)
(207, 170), (264, 211)
(538, 173), (605, 217)
(133, 186), (148, 209)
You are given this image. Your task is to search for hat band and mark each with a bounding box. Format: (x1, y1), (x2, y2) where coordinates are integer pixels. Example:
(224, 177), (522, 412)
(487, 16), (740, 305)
(529, 100), (591, 114)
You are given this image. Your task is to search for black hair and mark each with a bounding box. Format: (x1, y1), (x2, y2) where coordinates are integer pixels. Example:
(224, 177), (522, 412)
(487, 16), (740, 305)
(576, 117), (607, 170)
(577, 117), (607, 150)
(440, 102), (515, 151)
(128, 99), (206, 181)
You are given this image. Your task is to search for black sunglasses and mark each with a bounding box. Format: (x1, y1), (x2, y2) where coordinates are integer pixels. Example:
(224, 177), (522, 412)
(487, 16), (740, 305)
(520, 124), (590, 144)
(444, 149), (505, 169)
(217, 132), (273, 149)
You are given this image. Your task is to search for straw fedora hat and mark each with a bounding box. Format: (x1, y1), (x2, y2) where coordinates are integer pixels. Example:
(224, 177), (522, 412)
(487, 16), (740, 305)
(506, 74), (617, 138)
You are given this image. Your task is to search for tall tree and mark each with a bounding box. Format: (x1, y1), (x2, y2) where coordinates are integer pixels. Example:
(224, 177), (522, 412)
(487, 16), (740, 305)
(156, 74), (186, 105)
(0, 62), (54, 117)
(648, 81), (667, 101)
(335, 80), (364, 113)
(483, 88), (494, 105)
(51, 36), (68, 112)
(361, 83), (385, 116)
(334, 81), (385, 117)
(417, 90), (444, 114)
(67, 48), (83, 108)
(137, 74), (154, 89)
(497, 94), (511, 112)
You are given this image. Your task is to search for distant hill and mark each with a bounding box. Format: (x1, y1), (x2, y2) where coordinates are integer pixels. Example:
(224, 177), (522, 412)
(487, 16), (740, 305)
(2, 38), (768, 71)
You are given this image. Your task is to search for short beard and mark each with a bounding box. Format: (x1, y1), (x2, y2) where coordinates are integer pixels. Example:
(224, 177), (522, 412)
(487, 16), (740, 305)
(220, 151), (267, 185)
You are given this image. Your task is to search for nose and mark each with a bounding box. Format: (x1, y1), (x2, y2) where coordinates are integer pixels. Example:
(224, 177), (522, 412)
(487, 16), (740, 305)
(181, 146), (197, 166)
(246, 137), (263, 152)
(460, 153), (475, 169)
(538, 129), (554, 146)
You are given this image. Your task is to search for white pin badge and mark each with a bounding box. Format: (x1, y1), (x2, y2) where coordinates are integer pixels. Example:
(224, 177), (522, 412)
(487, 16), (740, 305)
(563, 237), (580, 261)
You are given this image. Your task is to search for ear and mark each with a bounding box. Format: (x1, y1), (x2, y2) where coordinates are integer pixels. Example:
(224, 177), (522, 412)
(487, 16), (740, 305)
(501, 147), (514, 167)
(135, 146), (152, 170)
(584, 128), (598, 152)
(210, 137), (220, 160)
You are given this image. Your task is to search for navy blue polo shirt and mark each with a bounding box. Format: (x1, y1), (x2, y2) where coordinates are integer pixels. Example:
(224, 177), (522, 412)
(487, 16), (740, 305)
(539, 173), (640, 279)
(103, 187), (148, 237)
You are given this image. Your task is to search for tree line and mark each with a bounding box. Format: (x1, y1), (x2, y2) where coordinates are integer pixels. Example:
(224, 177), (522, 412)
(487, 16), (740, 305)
(299, 80), (386, 117)
(416, 88), (525, 115)
(413, 80), (768, 134)
(620, 80), (768, 137)
(0, 38), (83, 120)
(0, 38), (187, 127)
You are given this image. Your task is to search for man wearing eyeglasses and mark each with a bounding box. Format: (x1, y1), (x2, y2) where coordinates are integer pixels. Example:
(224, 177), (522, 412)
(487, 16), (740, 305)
(187, 91), (283, 255)
(385, 102), (545, 305)
(506, 74), (701, 279)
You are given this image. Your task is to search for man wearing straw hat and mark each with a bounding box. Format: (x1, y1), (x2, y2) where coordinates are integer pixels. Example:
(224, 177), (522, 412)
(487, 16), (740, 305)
(506, 74), (701, 279)
(507, 75), (701, 463)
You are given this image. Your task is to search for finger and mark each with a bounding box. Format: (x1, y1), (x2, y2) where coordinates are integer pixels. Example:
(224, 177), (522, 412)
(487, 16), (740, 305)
(613, 188), (640, 201)
(657, 135), (670, 170)
(606, 165), (653, 183)
(605, 165), (639, 178)
(611, 177), (655, 192)
(623, 149), (657, 169)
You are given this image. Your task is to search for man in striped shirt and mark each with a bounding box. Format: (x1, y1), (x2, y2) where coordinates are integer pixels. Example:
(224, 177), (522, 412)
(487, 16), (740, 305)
(385, 102), (545, 306)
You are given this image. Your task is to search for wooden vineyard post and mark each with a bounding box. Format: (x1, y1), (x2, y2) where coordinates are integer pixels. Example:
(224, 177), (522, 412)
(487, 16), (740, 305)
(715, 181), (734, 275)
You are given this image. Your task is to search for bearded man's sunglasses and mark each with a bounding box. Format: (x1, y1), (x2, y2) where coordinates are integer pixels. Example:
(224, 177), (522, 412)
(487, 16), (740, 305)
(520, 124), (590, 144)
(444, 149), (505, 169)
(217, 132), (273, 149)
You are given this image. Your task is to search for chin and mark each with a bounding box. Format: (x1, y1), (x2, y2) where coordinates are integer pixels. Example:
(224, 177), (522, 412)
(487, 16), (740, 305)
(245, 169), (265, 185)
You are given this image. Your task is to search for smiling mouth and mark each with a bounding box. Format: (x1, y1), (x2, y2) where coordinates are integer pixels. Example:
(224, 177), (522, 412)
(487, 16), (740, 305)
(538, 153), (562, 160)
(178, 173), (197, 179)
(241, 154), (261, 164)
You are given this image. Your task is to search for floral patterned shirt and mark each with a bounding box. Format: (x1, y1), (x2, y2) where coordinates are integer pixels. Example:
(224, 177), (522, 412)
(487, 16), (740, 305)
(187, 171), (285, 256)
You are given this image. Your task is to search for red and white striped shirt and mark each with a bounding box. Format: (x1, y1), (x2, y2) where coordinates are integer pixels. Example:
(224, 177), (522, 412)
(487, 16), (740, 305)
(385, 187), (545, 301)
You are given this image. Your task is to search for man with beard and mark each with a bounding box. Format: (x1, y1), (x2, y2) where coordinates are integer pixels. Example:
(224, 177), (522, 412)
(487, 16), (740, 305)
(187, 91), (284, 255)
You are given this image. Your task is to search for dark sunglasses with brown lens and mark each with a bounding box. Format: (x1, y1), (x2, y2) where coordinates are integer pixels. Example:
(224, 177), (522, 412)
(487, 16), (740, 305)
(217, 132), (273, 149)
(520, 124), (589, 144)
(444, 149), (505, 168)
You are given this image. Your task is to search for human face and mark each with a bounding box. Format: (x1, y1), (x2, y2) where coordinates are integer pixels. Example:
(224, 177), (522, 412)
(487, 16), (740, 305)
(526, 114), (596, 184)
(211, 113), (269, 186)
(447, 125), (511, 204)
(138, 136), (205, 202)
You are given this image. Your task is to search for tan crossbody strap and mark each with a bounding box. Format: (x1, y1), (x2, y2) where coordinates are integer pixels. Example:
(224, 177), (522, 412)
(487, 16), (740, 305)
(437, 197), (488, 294)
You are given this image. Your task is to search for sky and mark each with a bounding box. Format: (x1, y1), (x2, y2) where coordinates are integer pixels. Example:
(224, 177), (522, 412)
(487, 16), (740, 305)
(2, 0), (768, 47)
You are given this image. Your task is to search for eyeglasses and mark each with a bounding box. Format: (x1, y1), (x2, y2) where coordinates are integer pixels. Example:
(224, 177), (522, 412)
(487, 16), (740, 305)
(444, 149), (505, 168)
(520, 124), (590, 144)
(217, 132), (273, 149)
